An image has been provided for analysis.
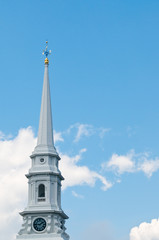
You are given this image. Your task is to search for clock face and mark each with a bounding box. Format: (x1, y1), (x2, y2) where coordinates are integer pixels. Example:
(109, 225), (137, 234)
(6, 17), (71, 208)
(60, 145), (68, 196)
(33, 217), (46, 232)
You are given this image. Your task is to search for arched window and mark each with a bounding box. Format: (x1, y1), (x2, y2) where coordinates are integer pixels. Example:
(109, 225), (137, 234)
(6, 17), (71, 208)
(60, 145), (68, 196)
(38, 184), (45, 198)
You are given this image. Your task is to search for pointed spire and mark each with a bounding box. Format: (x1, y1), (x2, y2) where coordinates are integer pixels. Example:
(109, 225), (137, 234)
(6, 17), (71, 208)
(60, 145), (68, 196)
(37, 61), (54, 146)
(33, 42), (58, 156)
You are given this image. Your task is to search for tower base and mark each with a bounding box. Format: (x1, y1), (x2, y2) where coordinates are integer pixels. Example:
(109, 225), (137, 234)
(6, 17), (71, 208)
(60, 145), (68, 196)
(16, 232), (69, 240)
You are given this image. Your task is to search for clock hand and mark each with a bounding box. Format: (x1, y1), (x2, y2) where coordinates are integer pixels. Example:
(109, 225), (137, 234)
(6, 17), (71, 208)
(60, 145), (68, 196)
(37, 223), (42, 227)
(39, 223), (44, 228)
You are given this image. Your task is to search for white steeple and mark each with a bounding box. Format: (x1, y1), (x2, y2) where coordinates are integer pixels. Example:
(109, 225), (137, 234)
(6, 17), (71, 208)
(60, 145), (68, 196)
(16, 42), (69, 240)
(37, 61), (54, 146)
(33, 42), (58, 156)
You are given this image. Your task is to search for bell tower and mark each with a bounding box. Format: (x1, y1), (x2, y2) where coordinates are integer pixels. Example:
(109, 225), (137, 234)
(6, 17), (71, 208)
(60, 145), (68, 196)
(16, 42), (69, 240)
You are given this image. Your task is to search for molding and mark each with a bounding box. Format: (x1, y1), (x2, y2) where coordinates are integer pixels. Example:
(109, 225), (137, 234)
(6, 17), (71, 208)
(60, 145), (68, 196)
(19, 210), (69, 219)
(25, 172), (64, 181)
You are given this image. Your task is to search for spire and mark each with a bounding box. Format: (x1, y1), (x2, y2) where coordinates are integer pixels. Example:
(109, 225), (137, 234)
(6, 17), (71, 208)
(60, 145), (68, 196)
(33, 41), (57, 155)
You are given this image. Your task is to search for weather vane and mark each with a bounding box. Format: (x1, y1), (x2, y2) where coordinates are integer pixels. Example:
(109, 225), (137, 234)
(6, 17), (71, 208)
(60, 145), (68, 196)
(42, 41), (51, 64)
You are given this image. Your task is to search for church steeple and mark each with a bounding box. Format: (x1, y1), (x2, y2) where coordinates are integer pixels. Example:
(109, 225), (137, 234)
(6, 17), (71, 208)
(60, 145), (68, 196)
(33, 42), (58, 156)
(37, 52), (54, 146)
(16, 42), (69, 240)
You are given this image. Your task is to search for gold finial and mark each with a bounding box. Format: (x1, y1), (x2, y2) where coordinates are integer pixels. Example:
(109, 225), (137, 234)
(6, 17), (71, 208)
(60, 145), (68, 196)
(42, 41), (51, 64)
(45, 57), (49, 64)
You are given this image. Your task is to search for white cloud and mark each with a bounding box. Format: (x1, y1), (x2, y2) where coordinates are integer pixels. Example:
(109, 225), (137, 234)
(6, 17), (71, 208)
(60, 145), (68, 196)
(0, 127), (36, 171)
(65, 123), (110, 142)
(130, 219), (159, 240)
(59, 148), (112, 191)
(138, 159), (159, 178)
(103, 150), (159, 177)
(0, 130), (5, 140)
(72, 190), (84, 199)
(104, 150), (135, 174)
(0, 127), (36, 240)
(54, 130), (64, 142)
(73, 123), (94, 142)
(0, 131), (12, 140)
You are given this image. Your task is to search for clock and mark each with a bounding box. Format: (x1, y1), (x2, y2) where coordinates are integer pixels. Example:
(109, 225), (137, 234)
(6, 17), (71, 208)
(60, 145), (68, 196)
(33, 217), (46, 232)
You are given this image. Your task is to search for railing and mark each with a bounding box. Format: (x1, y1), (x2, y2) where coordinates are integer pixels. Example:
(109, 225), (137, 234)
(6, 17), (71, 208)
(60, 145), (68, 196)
(38, 197), (46, 202)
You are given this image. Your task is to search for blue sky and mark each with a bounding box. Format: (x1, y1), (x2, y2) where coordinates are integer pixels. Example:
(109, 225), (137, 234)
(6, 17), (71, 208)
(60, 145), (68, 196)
(1, 1), (159, 240)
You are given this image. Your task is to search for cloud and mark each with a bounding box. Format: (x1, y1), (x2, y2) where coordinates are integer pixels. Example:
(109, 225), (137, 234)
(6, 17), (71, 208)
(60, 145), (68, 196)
(102, 150), (159, 178)
(130, 219), (159, 240)
(73, 123), (94, 142)
(0, 130), (5, 140)
(59, 148), (112, 191)
(54, 130), (64, 142)
(138, 159), (159, 178)
(0, 127), (36, 240)
(72, 190), (84, 199)
(105, 150), (135, 174)
(0, 131), (12, 140)
(0, 127), (36, 171)
(65, 123), (110, 142)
